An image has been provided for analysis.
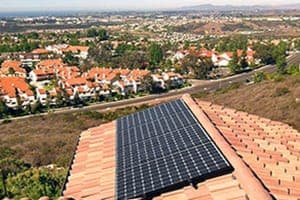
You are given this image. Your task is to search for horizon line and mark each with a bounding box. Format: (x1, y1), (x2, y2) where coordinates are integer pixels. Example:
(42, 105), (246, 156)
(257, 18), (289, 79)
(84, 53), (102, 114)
(1, 2), (299, 13)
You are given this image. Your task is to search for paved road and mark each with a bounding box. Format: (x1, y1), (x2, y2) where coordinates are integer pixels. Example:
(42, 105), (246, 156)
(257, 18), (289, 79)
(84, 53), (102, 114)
(287, 52), (300, 66)
(2, 53), (299, 122)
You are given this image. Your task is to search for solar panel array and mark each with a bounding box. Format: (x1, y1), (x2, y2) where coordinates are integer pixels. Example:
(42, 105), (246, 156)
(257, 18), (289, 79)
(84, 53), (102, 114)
(116, 99), (233, 199)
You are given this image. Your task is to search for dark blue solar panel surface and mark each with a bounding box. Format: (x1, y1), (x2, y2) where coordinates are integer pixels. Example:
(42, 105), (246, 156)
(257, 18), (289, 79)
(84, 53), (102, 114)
(116, 99), (232, 199)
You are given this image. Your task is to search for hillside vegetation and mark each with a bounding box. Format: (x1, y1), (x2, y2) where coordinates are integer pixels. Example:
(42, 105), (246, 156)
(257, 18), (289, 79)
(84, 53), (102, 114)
(0, 105), (149, 168)
(194, 75), (300, 131)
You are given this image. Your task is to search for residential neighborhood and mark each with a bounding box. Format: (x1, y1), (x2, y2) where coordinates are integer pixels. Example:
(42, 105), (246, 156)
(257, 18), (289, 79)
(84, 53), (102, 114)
(0, 54), (184, 110)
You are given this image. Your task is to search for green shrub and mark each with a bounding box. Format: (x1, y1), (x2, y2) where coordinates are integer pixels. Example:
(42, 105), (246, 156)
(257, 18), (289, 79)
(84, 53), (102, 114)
(253, 71), (266, 83)
(286, 64), (300, 76)
(6, 167), (66, 200)
(267, 73), (285, 82)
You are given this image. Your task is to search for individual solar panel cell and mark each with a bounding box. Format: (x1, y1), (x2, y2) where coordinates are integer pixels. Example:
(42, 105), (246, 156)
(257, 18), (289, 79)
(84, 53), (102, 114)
(116, 99), (233, 200)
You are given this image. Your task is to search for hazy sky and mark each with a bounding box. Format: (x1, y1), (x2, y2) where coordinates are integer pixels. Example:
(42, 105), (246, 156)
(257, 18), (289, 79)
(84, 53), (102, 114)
(1, 0), (298, 11)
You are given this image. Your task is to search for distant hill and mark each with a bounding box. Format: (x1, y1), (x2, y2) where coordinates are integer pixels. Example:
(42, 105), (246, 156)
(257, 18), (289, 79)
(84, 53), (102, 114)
(180, 3), (300, 11)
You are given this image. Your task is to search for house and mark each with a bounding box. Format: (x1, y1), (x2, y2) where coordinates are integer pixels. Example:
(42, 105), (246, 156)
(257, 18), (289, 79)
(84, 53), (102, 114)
(36, 59), (65, 69)
(173, 50), (186, 61)
(56, 66), (81, 80)
(61, 77), (95, 100)
(36, 88), (47, 105)
(129, 69), (150, 92)
(47, 88), (59, 105)
(62, 94), (300, 200)
(0, 60), (26, 78)
(113, 68), (131, 79)
(29, 68), (56, 83)
(62, 45), (89, 59)
(0, 77), (35, 108)
(99, 83), (111, 96)
(112, 80), (134, 95)
(19, 53), (41, 67)
(87, 67), (113, 82)
(46, 44), (69, 55)
(19, 48), (52, 67)
(31, 48), (51, 55)
(151, 74), (165, 89)
(162, 72), (184, 88)
(102, 72), (119, 85)
(212, 49), (257, 67)
(36, 87), (59, 106)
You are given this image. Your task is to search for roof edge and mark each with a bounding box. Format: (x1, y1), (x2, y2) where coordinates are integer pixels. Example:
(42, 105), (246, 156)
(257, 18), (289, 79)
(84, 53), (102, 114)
(181, 94), (272, 200)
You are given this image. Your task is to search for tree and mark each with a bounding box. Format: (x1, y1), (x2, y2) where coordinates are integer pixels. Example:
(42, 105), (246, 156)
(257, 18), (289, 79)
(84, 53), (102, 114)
(229, 51), (240, 73)
(8, 68), (15, 75)
(6, 167), (66, 200)
(253, 43), (275, 65)
(182, 55), (213, 79)
(272, 41), (287, 74)
(30, 101), (42, 114)
(141, 74), (153, 93)
(87, 28), (98, 37)
(0, 100), (8, 118)
(115, 44), (136, 56)
(73, 92), (81, 105)
(276, 55), (286, 74)
(240, 49), (248, 69)
(148, 43), (164, 67)
(272, 41), (287, 61)
(87, 28), (108, 41)
(98, 29), (109, 41)
(196, 58), (214, 79)
(0, 158), (30, 198)
(63, 52), (79, 66)
(216, 35), (248, 52)
(295, 40), (300, 51)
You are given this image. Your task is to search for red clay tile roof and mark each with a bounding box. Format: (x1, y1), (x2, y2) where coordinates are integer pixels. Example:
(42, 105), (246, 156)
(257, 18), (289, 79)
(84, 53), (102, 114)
(64, 77), (89, 87)
(37, 59), (64, 69)
(1, 60), (26, 75)
(0, 77), (33, 98)
(63, 94), (299, 200)
(195, 99), (300, 200)
(31, 48), (50, 54)
(1, 60), (22, 69)
(63, 46), (89, 53)
(63, 122), (116, 199)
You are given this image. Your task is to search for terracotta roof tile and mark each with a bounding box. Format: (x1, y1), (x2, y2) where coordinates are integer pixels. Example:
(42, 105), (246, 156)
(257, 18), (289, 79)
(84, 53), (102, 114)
(37, 59), (64, 69)
(31, 48), (50, 54)
(63, 95), (299, 200)
(1, 60), (26, 75)
(195, 98), (300, 200)
(63, 45), (89, 53)
(63, 122), (116, 200)
(0, 77), (33, 98)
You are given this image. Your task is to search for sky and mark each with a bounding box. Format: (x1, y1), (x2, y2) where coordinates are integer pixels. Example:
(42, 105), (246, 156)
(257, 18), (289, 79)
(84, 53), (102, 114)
(0, 0), (299, 11)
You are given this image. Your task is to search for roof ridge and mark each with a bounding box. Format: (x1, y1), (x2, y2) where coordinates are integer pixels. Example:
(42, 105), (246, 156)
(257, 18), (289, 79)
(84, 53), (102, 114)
(182, 94), (272, 200)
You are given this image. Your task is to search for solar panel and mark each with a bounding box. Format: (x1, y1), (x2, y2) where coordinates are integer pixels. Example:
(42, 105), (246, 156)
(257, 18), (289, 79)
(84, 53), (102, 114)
(116, 99), (233, 199)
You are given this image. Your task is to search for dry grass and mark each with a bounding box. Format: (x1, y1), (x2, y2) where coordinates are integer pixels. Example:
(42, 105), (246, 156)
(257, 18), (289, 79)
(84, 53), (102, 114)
(197, 75), (300, 131)
(0, 105), (149, 167)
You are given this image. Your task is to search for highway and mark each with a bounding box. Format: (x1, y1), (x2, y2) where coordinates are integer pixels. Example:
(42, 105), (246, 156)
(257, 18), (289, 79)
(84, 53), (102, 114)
(1, 53), (299, 122)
